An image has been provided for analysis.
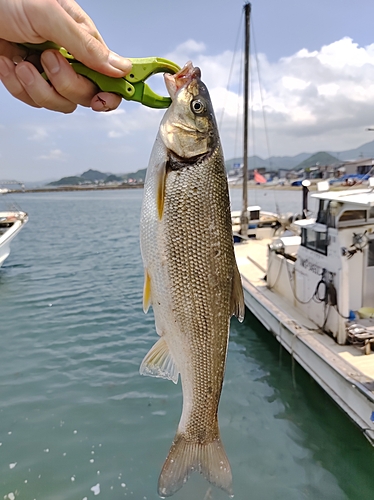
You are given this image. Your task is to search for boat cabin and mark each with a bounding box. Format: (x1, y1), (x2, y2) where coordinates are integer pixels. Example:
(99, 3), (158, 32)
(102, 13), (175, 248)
(267, 187), (374, 347)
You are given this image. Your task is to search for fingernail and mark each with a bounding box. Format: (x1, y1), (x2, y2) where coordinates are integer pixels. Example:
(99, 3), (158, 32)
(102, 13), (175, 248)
(16, 64), (34, 85)
(108, 52), (132, 73)
(0, 58), (10, 78)
(42, 51), (60, 74)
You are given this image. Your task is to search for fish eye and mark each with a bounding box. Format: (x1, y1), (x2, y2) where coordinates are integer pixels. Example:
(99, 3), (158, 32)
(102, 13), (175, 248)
(191, 98), (206, 114)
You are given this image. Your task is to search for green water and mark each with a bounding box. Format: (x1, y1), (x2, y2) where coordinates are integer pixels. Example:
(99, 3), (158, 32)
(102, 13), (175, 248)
(0, 189), (373, 500)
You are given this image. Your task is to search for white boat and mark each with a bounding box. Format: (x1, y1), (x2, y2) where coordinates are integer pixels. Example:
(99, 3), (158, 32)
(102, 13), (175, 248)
(231, 3), (374, 444)
(0, 204), (28, 267)
(231, 205), (282, 239)
(234, 182), (374, 444)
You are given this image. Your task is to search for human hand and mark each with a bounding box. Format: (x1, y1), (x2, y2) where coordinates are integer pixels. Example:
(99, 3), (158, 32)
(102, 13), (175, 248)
(0, 0), (132, 113)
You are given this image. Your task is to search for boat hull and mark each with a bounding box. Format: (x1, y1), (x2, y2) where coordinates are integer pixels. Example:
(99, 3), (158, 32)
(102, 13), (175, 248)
(0, 212), (28, 267)
(240, 272), (374, 445)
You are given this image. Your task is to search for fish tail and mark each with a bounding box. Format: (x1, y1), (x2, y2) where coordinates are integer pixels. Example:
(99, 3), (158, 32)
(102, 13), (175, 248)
(158, 433), (232, 497)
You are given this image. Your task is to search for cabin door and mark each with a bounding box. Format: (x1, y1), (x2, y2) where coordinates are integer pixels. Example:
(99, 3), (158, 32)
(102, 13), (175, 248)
(363, 239), (374, 307)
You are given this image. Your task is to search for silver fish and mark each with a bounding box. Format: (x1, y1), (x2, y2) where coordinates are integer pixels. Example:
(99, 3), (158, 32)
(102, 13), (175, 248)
(140, 62), (244, 497)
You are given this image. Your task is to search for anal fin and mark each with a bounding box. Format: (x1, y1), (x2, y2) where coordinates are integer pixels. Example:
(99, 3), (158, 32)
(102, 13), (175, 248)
(139, 337), (179, 384)
(231, 263), (245, 322)
(143, 269), (152, 313)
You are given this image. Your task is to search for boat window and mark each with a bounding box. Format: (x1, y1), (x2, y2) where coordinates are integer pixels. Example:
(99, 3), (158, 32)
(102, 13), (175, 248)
(369, 206), (374, 219)
(316, 231), (328, 254)
(249, 209), (260, 221)
(316, 200), (329, 224)
(339, 209), (367, 222)
(368, 240), (374, 267)
(301, 228), (328, 255)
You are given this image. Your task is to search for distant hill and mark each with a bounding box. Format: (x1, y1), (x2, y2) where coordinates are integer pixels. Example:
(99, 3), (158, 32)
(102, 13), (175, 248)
(44, 139), (374, 186)
(327, 139), (374, 161)
(81, 169), (108, 181)
(225, 140), (374, 171)
(47, 167), (146, 187)
(225, 152), (310, 172)
(294, 152), (339, 170)
(104, 174), (123, 183)
(122, 168), (146, 182)
(48, 176), (86, 186)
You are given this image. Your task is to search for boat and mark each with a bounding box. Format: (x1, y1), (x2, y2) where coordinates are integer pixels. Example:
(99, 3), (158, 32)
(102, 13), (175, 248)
(233, 3), (374, 444)
(0, 189), (28, 267)
(235, 182), (374, 444)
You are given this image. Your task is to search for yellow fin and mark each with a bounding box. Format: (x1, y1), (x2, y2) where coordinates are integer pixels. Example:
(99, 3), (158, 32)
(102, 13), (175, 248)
(143, 269), (152, 313)
(156, 161), (167, 220)
(139, 337), (179, 384)
(231, 263), (245, 322)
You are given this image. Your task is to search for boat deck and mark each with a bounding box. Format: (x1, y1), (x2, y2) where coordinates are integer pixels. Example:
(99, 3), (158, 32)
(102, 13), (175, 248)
(234, 239), (374, 384)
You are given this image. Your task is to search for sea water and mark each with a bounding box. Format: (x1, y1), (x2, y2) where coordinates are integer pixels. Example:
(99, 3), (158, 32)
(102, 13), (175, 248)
(0, 188), (373, 500)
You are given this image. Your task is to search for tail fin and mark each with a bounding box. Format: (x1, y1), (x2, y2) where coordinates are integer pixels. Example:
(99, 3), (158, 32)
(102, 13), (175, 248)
(158, 433), (232, 497)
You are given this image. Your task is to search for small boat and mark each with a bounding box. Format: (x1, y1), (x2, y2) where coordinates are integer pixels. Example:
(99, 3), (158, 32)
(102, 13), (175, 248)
(0, 191), (28, 267)
(231, 205), (282, 240)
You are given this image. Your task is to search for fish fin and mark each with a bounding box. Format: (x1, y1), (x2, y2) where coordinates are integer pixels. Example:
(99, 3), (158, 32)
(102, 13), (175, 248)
(139, 337), (179, 384)
(143, 269), (152, 313)
(158, 433), (232, 497)
(156, 161), (168, 220)
(231, 263), (245, 322)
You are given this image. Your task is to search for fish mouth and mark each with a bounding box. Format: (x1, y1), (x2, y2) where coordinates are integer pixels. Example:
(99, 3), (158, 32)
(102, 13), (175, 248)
(164, 62), (201, 99)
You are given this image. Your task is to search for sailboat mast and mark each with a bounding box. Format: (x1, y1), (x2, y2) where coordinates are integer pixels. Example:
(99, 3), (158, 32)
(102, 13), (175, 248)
(241, 2), (251, 236)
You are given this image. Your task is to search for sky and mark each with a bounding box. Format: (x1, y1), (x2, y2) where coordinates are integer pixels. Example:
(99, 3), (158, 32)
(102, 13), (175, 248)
(2, 0), (374, 183)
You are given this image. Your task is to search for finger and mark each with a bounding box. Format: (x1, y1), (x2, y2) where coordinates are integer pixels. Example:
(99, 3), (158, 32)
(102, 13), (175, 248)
(57, 0), (106, 45)
(0, 56), (40, 108)
(91, 92), (122, 112)
(41, 49), (99, 107)
(29, 1), (131, 77)
(15, 61), (77, 113)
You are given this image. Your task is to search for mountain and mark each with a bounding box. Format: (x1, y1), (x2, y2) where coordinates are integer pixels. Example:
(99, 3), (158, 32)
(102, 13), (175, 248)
(225, 140), (374, 171)
(47, 167), (147, 187)
(81, 169), (108, 181)
(225, 152), (311, 172)
(104, 174), (124, 183)
(327, 140), (374, 161)
(44, 140), (374, 187)
(123, 168), (146, 182)
(48, 176), (87, 186)
(294, 152), (339, 170)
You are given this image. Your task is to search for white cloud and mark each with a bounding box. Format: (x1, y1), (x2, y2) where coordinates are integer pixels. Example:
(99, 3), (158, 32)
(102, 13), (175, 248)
(203, 36), (374, 157)
(27, 126), (49, 141)
(37, 149), (65, 161)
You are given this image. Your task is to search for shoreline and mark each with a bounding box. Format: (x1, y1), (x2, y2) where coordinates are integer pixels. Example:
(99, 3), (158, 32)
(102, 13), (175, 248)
(7, 181), (368, 194)
(9, 184), (145, 194)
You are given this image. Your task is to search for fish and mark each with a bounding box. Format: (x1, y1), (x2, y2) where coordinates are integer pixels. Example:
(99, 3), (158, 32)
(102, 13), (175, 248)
(139, 61), (245, 497)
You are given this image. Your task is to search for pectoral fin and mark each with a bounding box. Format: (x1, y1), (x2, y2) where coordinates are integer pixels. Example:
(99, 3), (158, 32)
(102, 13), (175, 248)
(143, 269), (152, 313)
(231, 263), (245, 322)
(139, 337), (179, 384)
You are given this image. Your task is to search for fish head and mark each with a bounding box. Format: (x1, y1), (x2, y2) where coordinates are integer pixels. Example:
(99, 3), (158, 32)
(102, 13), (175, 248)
(161, 62), (219, 159)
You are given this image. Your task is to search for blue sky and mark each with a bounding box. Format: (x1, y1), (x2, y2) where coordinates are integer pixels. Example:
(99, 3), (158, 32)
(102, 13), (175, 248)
(1, 0), (374, 182)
